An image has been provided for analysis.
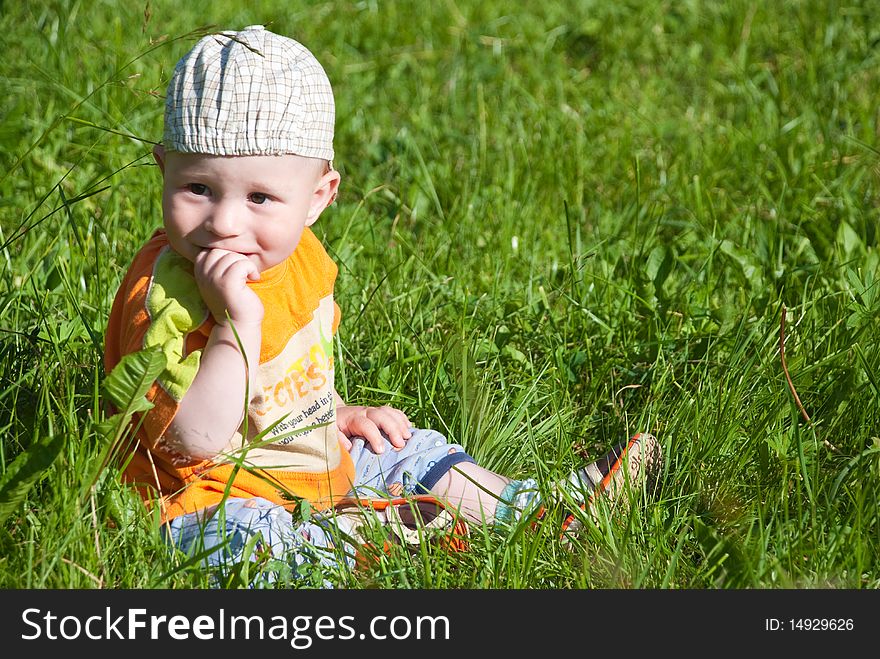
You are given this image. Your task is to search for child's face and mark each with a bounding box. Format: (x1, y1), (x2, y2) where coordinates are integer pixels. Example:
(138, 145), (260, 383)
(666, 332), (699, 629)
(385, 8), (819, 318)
(155, 149), (338, 272)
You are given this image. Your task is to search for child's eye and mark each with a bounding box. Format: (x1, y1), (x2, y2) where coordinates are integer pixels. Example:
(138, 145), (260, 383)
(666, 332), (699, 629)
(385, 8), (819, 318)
(249, 193), (269, 205)
(188, 183), (209, 196)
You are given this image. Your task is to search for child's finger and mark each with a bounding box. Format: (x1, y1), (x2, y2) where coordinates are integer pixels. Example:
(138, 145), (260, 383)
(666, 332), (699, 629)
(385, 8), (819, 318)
(195, 248), (235, 283)
(395, 410), (412, 437)
(382, 419), (409, 449)
(364, 428), (387, 454)
(367, 407), (410, 448)
(220, 256), (260, 284)
(394, 408), (412, 435)
(194, 248), (220, 276)
(340, 413), (386, 454)
(197, 249), (254, 279)
(379, 405), (411, 430)
(384, 428), (408, 449)
(374, 406), (412, 448)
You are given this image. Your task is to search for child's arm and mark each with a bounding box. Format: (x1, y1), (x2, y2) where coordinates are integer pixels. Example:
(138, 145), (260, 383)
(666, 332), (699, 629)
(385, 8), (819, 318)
(334, 390), (412, 455)
(163, 249), (264, 461)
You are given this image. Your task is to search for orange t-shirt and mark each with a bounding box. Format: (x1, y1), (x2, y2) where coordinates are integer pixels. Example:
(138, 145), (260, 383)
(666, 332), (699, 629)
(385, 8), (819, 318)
(104, 228), (355, 523)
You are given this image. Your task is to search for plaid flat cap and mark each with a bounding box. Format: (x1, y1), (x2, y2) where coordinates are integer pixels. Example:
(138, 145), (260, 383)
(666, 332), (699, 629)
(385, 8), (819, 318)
(164, 25), (335, 162)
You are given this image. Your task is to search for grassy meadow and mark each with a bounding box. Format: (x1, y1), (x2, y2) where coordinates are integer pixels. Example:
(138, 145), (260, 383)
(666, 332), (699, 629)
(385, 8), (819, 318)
(0, 0), (878, 588)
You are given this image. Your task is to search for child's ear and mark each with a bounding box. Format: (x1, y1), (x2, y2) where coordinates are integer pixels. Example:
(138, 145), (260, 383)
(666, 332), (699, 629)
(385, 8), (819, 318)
(305, 168), (341, 226)
(152, 144), (166, 173)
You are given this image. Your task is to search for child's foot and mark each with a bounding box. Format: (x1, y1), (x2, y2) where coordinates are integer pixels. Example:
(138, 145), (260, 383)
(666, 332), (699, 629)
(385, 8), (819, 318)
(561, 432), (661, 534)
(496, 433), (662, 533)
(329, 495), (470, 569)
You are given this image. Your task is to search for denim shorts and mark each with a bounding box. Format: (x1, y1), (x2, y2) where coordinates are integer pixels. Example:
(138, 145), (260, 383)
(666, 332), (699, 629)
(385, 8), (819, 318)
(163, 428), (475, 584)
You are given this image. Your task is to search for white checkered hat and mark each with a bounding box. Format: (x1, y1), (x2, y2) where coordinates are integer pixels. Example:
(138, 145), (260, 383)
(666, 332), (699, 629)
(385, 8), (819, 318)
(163, 25), (335, 162)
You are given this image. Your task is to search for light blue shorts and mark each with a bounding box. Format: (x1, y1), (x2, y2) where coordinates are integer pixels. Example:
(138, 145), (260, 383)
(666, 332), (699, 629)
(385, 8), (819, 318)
(163, 428), (475, 585)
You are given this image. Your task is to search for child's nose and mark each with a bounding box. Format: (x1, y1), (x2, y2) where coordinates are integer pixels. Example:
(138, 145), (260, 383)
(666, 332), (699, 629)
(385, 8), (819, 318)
(205, 201), (242, 237)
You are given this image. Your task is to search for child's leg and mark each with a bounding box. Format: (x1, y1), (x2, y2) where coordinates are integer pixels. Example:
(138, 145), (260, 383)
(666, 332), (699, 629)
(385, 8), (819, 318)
(348, 429), (508, 524)
(426, 461), (512, 523)
(347, 428), (479, 499)
(425, 433), (661, 526)
(348, 428), (660, 527)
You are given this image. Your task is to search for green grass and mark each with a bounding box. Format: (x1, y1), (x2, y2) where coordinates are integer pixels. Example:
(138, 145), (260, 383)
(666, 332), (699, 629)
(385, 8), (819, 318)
(1, 0), (878, 588)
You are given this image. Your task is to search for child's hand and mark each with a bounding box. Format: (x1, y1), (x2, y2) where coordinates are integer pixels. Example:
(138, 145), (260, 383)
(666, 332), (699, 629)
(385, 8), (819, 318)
(194, 248), (264, 326)
(336, 405), (412, 454)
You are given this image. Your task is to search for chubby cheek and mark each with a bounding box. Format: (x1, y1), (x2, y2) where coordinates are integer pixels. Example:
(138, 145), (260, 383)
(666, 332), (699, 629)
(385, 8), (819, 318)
(258, 225), (306, 267)
(163, 208), (200, 262)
